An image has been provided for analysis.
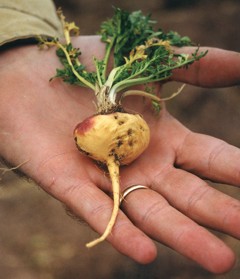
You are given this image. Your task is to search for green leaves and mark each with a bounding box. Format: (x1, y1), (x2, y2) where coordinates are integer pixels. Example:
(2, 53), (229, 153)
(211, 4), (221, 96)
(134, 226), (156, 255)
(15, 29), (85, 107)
(100, 8), (162, 67)
(50, 43), (97, 87)
(158, 30), (193, 47)
(100, 8), (195, 68)
(39, 7), (207, 113)
(106, 40), (207, 95)
(53, 64), (97, 87)
(98, 7), (207, 103)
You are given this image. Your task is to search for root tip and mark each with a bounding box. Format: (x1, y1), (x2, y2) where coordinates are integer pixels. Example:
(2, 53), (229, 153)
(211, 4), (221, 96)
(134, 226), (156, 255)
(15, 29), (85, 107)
(86, 237), (105, 248)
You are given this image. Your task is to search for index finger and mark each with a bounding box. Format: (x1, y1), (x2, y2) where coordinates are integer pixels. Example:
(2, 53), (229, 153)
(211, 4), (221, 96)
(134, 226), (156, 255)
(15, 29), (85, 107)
(172, 47), (240, 87)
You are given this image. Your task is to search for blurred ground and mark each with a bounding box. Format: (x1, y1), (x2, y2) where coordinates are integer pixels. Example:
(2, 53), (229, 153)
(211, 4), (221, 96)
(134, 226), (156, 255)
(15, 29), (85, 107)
(1, 0), (240, 278)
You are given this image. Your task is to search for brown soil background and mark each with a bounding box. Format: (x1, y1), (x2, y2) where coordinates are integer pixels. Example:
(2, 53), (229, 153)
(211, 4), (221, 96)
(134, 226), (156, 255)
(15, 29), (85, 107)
(1, 0), (240, 278)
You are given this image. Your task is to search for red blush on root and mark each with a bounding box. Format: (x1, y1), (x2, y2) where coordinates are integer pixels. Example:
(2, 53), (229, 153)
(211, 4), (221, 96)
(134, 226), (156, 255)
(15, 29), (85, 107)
(74, 115), (95, 136)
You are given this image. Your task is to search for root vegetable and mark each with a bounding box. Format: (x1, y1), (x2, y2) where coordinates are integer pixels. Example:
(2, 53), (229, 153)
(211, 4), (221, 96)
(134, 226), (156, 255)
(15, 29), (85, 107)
(74, 112), (150, 165)
(39, 7), (207, 247)
(74, 112), (150, 247)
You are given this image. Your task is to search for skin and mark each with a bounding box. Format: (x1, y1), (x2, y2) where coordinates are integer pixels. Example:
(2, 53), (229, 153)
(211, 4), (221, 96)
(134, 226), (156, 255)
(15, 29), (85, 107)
(0, 36), (240, 274)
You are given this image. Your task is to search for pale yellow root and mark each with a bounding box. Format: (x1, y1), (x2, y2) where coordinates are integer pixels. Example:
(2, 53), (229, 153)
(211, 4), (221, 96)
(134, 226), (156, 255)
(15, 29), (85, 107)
(120, 83), (186, 102)
(86, 159), (120, 248)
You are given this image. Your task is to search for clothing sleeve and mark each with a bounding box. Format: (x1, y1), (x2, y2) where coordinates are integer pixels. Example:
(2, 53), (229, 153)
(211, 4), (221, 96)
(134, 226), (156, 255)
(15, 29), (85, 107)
(0, 0), (63, 47)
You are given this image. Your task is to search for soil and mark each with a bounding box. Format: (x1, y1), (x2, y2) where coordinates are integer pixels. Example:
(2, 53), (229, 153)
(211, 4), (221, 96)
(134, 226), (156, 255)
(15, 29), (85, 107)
(1, 0), (240, 278)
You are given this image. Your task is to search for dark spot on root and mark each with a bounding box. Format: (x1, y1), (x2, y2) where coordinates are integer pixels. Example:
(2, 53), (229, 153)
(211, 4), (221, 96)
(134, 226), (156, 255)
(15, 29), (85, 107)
(108, 148), (116, 157)
(114, 115), (118, 120)
(128, 139), (134, 146)
(117, 140), (123, 147)
(108, 149), (121, 165)
(127, 128), (133, 136)
(117, 154), (125, 162)
(114, 153), (119, 162)
(118, 120), (125, 125)
(139, 125), (145, 131)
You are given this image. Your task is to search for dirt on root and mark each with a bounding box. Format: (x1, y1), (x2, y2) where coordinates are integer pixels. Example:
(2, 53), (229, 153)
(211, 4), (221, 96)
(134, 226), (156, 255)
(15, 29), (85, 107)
(1, 0), (240, 278)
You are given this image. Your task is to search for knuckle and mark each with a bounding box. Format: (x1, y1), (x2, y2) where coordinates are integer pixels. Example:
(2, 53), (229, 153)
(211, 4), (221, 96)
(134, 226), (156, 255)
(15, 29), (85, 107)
(207, 141), (226, 174)
(185, 186), (210, 213)
(141, 200), (169, 224)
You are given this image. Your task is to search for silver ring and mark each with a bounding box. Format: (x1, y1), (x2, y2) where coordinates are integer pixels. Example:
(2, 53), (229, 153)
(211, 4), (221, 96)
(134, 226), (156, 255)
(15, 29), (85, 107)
(120, 185), (148, 205)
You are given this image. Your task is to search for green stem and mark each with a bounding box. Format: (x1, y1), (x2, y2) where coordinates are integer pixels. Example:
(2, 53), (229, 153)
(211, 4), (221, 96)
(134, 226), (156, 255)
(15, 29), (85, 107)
(94, 58), (103, 87)
(56, 42), (95, 90)
(110, 53), (203, 97)
(120, 84), (186, 103)
(102, 39), (115, 82)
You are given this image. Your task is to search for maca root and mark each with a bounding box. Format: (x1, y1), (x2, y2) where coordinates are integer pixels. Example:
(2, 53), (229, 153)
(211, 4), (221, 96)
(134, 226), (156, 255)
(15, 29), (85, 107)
(74, 112), (150, 247)
(39, 7), (207, 249)
(74, 112), (150, 166)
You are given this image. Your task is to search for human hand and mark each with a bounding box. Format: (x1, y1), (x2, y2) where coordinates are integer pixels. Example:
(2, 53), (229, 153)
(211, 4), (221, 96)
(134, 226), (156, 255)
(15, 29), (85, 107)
(0, 36), (239, 274)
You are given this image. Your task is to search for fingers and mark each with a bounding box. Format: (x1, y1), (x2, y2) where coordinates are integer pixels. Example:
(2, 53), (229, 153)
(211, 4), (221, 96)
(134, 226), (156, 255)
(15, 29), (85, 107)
(152, 166), (240, 239)
(35, 154), (157, 264)
(121, 188), (235, 274)
(62, 181), (157, 264)
(172, 47), (240, 87)
(175, 131), (240, 186)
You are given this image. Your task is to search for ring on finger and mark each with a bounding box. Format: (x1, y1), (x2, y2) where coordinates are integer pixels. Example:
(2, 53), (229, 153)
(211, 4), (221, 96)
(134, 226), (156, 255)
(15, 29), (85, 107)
(120, 184), (148, 206)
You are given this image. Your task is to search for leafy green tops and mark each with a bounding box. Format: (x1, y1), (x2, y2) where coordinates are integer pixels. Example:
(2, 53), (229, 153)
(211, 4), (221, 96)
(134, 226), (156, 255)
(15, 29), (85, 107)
(39, 7), (207, 113)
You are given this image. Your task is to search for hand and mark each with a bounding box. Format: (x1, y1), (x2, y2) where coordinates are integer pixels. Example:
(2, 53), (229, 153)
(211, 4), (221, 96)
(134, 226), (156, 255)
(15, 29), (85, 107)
(0, 36), (239, 274)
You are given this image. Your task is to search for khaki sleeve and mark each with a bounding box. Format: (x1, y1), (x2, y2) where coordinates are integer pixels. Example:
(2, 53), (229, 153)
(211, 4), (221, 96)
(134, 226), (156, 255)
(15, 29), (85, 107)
(0, 0), (63, 47)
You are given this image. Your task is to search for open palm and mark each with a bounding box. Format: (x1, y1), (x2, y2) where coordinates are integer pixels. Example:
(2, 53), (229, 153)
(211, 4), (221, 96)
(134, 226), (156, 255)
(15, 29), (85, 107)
(0, 36), (240, 274)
